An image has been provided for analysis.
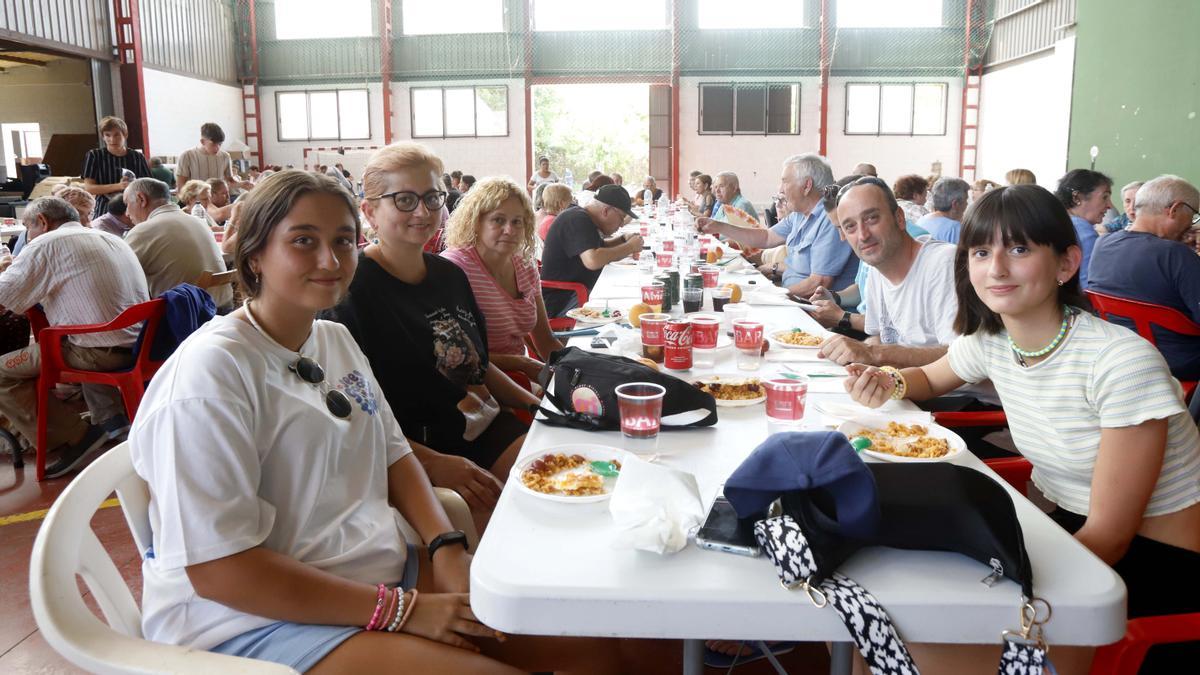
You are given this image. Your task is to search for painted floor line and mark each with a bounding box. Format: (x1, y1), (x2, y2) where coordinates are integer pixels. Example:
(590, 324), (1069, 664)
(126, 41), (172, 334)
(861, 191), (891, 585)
(0, 498), (121, 527)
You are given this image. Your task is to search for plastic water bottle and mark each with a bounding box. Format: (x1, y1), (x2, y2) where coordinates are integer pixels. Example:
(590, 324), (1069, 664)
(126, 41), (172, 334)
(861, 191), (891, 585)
(563, 168), (574, 192)
(191, 203), (207, 221)
(658, 193), (669, 215)
(120, 168), (136, 182)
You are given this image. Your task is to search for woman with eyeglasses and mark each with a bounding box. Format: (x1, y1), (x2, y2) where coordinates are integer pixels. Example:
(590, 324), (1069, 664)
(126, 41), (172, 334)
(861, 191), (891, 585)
(129, 170), (627, 674)
(326, 143), (540, 526)
(843, 185), (1200, 673)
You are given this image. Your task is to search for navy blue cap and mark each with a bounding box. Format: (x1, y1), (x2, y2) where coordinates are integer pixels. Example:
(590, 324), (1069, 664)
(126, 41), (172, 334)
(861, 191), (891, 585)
(724, 431), (880, 539)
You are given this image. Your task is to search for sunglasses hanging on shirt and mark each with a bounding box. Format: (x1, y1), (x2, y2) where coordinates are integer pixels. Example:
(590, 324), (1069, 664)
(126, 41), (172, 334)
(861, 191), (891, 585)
(244, 303), (354, 420)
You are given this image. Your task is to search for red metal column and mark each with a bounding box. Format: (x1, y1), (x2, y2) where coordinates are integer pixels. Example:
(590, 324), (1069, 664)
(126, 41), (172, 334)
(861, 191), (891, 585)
(381, 0), (394, 144)
(523, 0), (534, 186)
(112, 0), (150, 156)
(818, 0), (831, 157)
(670, 0), (681, 199)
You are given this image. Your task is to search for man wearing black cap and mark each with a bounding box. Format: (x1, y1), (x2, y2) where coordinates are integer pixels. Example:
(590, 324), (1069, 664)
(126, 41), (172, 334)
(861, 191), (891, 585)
(541, 184), (644, 317)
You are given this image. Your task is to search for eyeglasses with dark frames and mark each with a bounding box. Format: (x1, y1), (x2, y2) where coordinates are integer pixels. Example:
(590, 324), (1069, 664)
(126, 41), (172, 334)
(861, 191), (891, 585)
(371, 190), (448, 213)
(289, 356), (353, 420)
(1180, 202), (1200, 226)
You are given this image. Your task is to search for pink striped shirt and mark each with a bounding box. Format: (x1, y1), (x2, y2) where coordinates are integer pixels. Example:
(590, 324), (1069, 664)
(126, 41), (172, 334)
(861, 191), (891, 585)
(441, 247), (540, 356)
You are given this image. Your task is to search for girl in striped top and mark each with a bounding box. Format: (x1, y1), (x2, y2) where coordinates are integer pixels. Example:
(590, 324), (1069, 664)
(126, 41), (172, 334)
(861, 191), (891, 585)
(442, 178), (563, 381)
(845, 184), (1200, 673)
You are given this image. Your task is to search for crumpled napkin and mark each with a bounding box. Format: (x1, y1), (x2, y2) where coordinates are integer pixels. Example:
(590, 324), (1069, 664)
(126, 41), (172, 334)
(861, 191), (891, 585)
(719, 257), (752, 272)
(609, 456), (704, 555)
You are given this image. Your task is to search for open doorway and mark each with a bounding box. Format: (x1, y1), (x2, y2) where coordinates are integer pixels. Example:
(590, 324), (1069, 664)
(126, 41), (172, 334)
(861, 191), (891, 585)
(531, 83), (650, 192)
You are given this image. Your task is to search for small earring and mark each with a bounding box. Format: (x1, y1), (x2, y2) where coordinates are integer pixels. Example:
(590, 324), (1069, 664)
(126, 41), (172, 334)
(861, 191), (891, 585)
(1057, 278), (1064, 286)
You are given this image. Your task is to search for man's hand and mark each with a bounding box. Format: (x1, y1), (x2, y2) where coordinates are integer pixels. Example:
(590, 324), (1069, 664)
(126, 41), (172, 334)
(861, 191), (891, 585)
(421, 453), (503, 513)
(807, 298), (843, 328)
(695, 216), (723, 235)
(818, 334), (876, 366)
(622, 233), (644, 253)
(0, 254), (13, 273)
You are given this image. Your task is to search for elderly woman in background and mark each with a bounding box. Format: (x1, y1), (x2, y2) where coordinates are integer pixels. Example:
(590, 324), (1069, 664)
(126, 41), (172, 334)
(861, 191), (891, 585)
(892, 174), (930, 226)
(1055, 168), (1112, 288)
(1106, 180), (1145, 233)
(178, 179), (221, 232)
(536, 183), (574, 241)
(443, 178), (563, 380)
(51, 185), (96, 226)
(970, 178), (1000, 203)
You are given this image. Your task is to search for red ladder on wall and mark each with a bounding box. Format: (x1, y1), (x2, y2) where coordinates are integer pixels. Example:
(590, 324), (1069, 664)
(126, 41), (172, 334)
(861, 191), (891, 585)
(958, 0), (984, 182)
(112, 0), (150, 156)
(236, 0), (264, 168)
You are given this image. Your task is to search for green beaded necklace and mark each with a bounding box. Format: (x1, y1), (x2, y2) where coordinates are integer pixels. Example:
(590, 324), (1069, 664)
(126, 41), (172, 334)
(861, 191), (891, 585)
(1009, 305), (1071, 361)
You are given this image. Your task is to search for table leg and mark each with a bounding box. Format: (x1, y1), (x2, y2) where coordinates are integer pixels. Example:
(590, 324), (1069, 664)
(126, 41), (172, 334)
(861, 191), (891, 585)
(829, 641), (853, 675)
(682, 638), (704, 675)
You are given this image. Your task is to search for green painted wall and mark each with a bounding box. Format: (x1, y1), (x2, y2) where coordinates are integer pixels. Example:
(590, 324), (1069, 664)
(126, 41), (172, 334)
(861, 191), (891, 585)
(1068, 0), (1200, 195)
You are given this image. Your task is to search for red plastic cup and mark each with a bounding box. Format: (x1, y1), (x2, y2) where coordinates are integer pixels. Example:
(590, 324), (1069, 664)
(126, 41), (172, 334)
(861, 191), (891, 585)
(640, 224), (649, 237)
(763, 377), (809, 423)
(699, 265), (720, 289)
(732, 320), (764, 349)
(639, 313), (670, 346)
(616, 382), (666, 439)
(661, 239), (676, 252)
(656, 251), (674, 268)
(641, 283), (665, 313)
(690, 314), (721, 350)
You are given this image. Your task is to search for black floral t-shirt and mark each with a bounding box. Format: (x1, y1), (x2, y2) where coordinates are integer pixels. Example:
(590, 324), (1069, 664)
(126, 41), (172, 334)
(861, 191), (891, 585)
(325, 252), (489, 448)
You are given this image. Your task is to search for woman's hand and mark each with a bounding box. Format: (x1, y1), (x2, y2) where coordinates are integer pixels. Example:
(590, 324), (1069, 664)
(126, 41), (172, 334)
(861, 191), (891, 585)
(431, 548), (472, 594)
(401, 592), (502, 652)
(421, 453), (503, 512)
(514, 355), (544, 380)
(843, 364), (893, 408)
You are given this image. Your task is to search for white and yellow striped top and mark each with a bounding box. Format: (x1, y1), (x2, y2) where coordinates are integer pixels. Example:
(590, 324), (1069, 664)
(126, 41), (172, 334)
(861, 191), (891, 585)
(948, 310), (1200, 518)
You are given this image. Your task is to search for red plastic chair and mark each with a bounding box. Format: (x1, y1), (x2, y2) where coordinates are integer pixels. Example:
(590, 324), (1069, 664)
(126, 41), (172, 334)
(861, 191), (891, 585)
(1089, 612), (1200, 675)
(502, 370), (537, 426)
(932, 409), (1008, 428)
(983, 456), (1033, 497)
(1086, 290), (1200, 401)
(541, 280), (589, 332)
(28, 299), (167, 481)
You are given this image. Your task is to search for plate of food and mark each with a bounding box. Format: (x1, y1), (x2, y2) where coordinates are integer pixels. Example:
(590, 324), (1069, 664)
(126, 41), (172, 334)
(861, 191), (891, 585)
(692, 375), (765, 407)
(769, 328), (825, 349)
(566, 306), (625, 324)
(722, 205), (760, 229)
(515, 445), (629, 503)
(837, 420), (965, 463)
(610, 256), (640, 267)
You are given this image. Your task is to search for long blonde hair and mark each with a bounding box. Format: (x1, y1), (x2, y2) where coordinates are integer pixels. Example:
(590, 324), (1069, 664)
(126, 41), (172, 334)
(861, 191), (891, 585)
(445, 177), (537, 262)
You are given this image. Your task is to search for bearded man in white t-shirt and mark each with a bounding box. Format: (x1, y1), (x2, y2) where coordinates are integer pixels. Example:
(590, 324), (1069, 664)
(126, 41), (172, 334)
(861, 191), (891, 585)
(817, 177), (958, 368)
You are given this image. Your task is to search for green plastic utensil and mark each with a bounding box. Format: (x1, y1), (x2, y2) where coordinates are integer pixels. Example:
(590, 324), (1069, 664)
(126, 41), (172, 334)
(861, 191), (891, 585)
(850, 436), (872, 453)
(589, 461), (620, 477)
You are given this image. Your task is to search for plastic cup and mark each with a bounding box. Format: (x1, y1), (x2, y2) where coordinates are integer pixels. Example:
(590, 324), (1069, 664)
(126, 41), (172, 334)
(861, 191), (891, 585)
(710, 286), (733, 312)
(699, 265), (721, 289)
(616, 382), (666, 440)
(656, 251), (674, 269)
(641, 283), (665, 314)
(661, 238), (675, 252)
(733, 320), (764, 371)
(639, 312), (670, 363)
(763, 377), (809, 424)
(722, 302), (751, 331)
(690, 314), (721, 368)
(682, 286), (704, 314)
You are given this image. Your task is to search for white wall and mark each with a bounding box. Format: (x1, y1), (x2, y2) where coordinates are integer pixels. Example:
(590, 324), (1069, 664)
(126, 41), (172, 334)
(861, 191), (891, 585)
(143, 68), (243, 159)
(391, 78), (526, 184)
(976, 37), (1075, 188)
(824, 76), (964, 183)
(0, 57), (96, 166)
(261, 82), (387, 170)
(678, 76), (822, 211)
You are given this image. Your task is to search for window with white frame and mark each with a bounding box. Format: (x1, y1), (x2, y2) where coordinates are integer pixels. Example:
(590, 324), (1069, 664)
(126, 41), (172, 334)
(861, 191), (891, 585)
(698, 0), (803, 30)
(699, 83), (800, 135)
(411, 86), (509, 138)
(534, 0), (667, 31)
(402, 0), (504, 35)
(276, 90), (371, 141)
(837, 0), (941, 28)
(844, 82), (946, 135)
(275, 0), (373, 39)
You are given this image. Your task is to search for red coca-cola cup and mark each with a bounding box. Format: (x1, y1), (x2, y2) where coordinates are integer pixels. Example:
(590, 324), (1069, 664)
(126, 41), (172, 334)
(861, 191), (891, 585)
(664, 318), (693, 371)
(699, 265), (720, 288)
(640, 312), (670, 363)
(656, 251), (674, 269)
(763, 377), (809, 424)
(690, 314), (721, 350)
(615, 382), (666, 439)
(641, 283), (664, 313)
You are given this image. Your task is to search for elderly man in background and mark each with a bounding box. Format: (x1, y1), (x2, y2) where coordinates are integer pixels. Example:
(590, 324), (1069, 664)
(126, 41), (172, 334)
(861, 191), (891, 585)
(91, 194), (134, 238)
(710, 171), (759, 223)
(123, 178), (233, 310)
(0, 197), (149, 477)
(205, 177), (234, 225)
(700, 154), (857, 298)
(917, 177), (970, 244)
(1089, 175), (1200, 380)
(1105, 180), (1144, 233)
(851, 162), (878, 177)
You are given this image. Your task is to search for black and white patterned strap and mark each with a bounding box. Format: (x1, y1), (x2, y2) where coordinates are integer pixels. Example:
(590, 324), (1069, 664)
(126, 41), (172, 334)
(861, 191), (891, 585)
(754, 516), (1053, 675)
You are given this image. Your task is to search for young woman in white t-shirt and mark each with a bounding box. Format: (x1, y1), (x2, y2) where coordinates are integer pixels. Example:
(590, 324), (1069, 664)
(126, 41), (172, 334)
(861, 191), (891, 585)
(130, 170), (631, 674)
(843, 184), (1200, 673)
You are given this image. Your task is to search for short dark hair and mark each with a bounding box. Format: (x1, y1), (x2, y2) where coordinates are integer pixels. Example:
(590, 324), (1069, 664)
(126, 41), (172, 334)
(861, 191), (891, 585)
(107, 194), (128, 216)
(442, 173), (454, 190)
(689, 170), (702, 178)
(1054, 169), (1111, 210)
(461, 174), (476, 187)
(954, 185), (1090, 336)
(200, 122), (225, 144)
(892, 174), (929, 201)
(451, 170), (463, 179)
(537, 156), (549, 163)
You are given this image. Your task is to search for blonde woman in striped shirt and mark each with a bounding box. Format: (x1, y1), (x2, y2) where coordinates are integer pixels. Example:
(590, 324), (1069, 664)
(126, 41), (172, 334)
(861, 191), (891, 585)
(845, 184), (1200, 673)
(442, 177), (563, 381)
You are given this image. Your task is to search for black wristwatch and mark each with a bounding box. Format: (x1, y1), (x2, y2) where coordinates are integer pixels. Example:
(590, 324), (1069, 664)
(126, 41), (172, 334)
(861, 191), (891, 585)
(428, 530), (470, 559)
(837, 311), (852, 330)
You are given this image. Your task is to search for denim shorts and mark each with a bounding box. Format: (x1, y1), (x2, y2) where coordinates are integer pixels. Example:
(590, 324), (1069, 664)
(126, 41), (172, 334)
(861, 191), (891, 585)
(209, 543), (420, 673)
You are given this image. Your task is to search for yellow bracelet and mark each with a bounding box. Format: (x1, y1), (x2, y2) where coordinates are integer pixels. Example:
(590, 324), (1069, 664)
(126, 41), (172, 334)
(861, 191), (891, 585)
(879, 366), (907, 400)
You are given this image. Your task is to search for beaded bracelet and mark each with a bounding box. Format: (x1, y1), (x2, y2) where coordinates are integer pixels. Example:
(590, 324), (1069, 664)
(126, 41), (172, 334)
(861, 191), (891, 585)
(380, 586), (398, 632)
(364, 583), (388, 631)
(395, 589), (419, 633)
(878, 366), (907, 400)
(386, 589), (407, 633)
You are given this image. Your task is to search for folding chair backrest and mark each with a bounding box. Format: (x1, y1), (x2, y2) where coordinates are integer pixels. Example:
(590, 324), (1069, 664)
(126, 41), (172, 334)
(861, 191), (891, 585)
(1086, 290), (1200, 345)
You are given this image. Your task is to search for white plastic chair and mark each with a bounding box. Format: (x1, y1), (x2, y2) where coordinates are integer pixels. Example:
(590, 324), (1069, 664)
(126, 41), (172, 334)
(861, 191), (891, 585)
(30, 441), (479, 674)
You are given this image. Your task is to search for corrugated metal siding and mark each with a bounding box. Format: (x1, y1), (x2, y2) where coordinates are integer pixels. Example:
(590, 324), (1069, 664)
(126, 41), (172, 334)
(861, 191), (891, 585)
(0, 0), (111, 58)
(985, 0), (1075, 66)
(140, 0), (238, 84)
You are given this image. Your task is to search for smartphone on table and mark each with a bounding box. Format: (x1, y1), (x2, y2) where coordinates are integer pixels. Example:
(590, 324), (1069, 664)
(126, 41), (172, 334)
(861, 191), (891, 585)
(695, 496), (762, 557)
